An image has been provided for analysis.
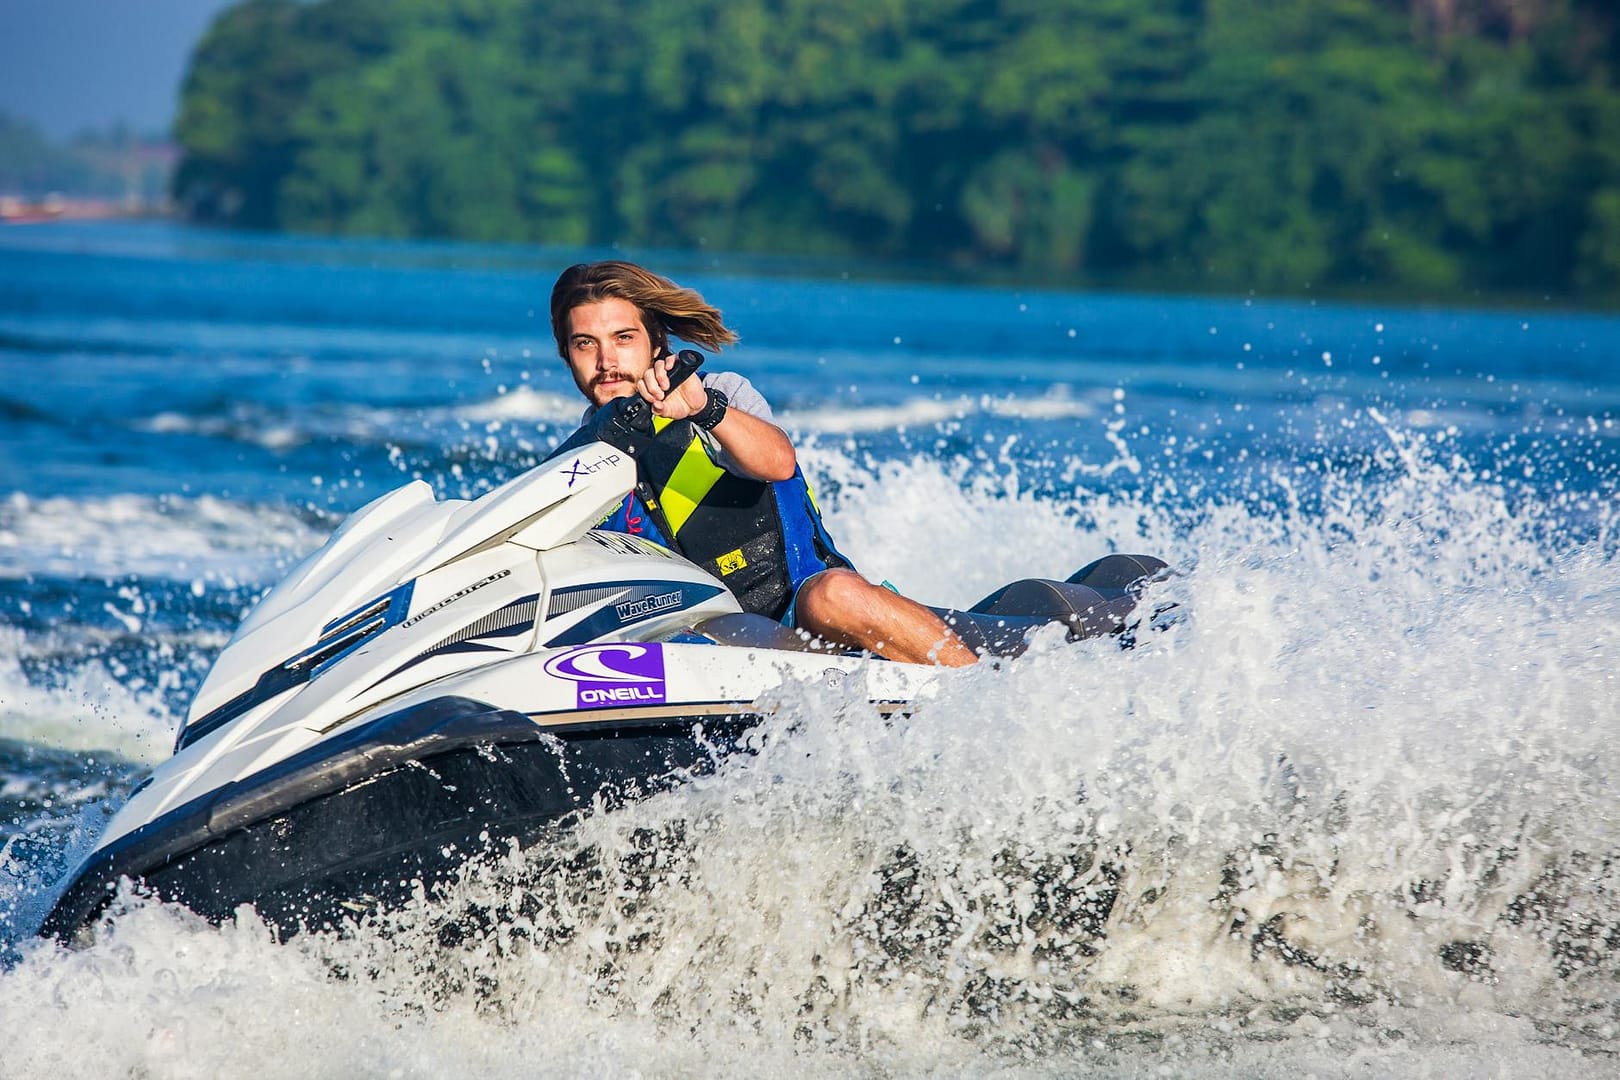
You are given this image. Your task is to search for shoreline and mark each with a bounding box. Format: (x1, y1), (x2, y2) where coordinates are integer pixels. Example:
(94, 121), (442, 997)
(0, 195), (171, 226)
(4, 212), (1614, 316)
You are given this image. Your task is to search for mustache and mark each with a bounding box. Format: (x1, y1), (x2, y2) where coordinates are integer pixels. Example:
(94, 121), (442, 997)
(587, 353), (662, 391)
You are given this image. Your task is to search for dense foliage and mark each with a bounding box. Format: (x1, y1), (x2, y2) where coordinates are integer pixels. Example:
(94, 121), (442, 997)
(173, 0), (1620, 300)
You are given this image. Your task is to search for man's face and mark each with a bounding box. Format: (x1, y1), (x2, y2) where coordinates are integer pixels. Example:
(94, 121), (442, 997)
(564, 297), (658, 407)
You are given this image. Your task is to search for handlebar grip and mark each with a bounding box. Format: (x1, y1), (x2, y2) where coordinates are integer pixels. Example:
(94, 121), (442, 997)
(665, 348), (704, 390)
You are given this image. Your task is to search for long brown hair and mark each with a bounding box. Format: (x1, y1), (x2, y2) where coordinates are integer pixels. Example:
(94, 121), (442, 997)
(550, 261), (739, 358)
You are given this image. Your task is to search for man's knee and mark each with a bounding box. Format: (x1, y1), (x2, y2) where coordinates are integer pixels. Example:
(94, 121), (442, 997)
(796, 568), (871, 624)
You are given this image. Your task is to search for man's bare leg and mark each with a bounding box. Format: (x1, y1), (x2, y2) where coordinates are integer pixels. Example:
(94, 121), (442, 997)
(792, 568), (978, 666)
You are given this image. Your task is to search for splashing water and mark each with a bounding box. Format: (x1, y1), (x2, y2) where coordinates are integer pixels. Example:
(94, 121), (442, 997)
(5, 431), (1614, 1078)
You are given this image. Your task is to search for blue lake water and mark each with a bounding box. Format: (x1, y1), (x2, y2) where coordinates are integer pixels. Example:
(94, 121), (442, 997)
(1, 221), (1617, 1076)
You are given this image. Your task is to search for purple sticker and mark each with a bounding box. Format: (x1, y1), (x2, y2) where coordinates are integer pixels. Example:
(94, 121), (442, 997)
(543, 643), (667, 709)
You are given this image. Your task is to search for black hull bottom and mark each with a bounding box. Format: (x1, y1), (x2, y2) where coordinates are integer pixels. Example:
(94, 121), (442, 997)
(42, 697), (758, 941)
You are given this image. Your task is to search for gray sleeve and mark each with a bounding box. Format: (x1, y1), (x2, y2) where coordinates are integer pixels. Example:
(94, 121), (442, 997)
(700, 370), (774, 423)
(697, 371), (779, 476)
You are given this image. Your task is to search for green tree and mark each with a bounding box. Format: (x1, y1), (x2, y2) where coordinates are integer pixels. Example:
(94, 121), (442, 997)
(171, 0), (1620, 302)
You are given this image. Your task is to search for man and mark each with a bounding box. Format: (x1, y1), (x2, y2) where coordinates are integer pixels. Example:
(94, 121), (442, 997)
(549, 260), (977, 666)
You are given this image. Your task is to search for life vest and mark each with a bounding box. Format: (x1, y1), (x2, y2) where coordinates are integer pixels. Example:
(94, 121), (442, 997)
(598, 415), (852, 620)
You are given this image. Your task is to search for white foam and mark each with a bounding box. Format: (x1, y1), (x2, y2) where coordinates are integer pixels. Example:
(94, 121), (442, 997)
(133, 400), (426, 452)
(453, 385), (587, 425)
(131, 387), (589, 454)
(783, 398), (968, 433)
(0, 491), (325, 582)
(781, 388), (1100, 435)
(795, 453), (1160, 608)
(0, 627), (175, 764)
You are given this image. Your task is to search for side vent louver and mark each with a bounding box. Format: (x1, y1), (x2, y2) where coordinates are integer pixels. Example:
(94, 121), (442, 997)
(290, 594), (397, 674)
(176, 581), (416, 752)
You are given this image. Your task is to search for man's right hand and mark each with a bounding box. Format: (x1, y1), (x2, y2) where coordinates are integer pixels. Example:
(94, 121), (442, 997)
(637, 353), (709, 420)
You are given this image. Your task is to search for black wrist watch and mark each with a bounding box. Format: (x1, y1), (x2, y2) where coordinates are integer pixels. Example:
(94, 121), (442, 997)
(693, 387), (729, 431)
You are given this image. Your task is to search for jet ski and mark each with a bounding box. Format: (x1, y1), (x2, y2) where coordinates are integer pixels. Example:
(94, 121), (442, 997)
(41, 353), (1168, 942)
